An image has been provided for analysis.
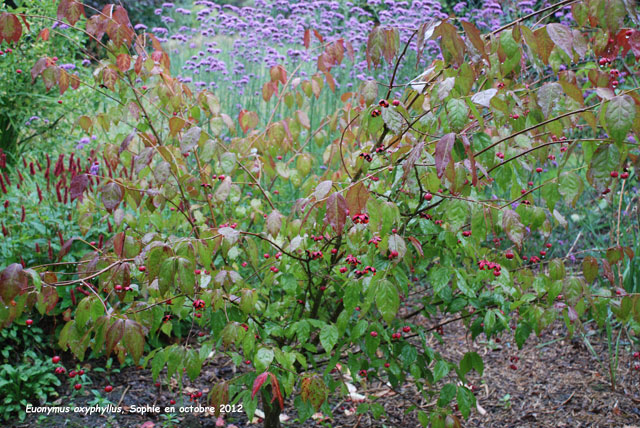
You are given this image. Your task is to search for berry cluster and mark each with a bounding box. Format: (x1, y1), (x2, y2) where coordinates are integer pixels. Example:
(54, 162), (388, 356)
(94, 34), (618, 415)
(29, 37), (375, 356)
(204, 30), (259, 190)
(354, 265), (376, 277)
(220, 222), (238, 228)
(368, 236), (381, 248)
(388, 250), (399, 260)
(192, 299), (205, 310)
(310, 234), (326, 242)
(307, 250), (323, 260)
(345, 254), (361, 266)
(358, 152), (373, 162)
(371, 109), (381, 117)
(352, 213), (369, 224)
(478, 259), (502, 277)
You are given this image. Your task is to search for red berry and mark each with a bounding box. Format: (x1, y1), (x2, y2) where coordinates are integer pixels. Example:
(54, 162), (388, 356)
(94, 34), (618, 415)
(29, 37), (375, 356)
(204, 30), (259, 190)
(139, 266), (146, 272)
(104, 385), (113, 392)
(115, 284), (123, 291)
(16, 69), (22, 74)
(536, 167), (542, 173)
(78, 369), (85, 375)
(170, 399), (176, 405)
(26, 319), (33, 326)
(621, 172), (629, 179)
(545, 243), (552, 248)
(155, 382), (161, 388)
(370, 331), (378, 337)
(611, 171), (619, 178)
(384, 363), (390, 368)
(505, 252), (514, 259)
(339, 267), (347, 273)
(540, 250), (546, 257)
(392, 99), (400, 106)
(74, 384), (82, 390)
(403, 326), (411, 333)
(58, 100), (63, 104)
(509, 364), (517, 370)
(264, 253), (270, 259)
(424, 192), (433, 201)
(52, 356), (61, 364)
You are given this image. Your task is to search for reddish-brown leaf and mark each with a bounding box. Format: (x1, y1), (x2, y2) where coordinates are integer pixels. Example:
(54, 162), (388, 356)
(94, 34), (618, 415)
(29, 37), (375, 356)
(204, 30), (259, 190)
(0, 13), (22, 44)
(0, 263), (28, 304)
(345, 182), (369, 215)
(116, 53), (131, 72)
(251, 372), (269, 400)
(70, 173), (88, 201)
(324, 192), (348, 234)
(303, 28), (311, 49)
(434, 133), (456, 178)
(57, 0), (85, 27)
(38, 28), (50, 41)
(31, 57), (49, 84)
(407, 236), (424, 257)
(268, 373), (284, 410)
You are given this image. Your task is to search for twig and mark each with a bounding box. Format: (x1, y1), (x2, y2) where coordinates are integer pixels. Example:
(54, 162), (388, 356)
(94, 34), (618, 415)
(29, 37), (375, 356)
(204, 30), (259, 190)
(565, 231), (582, 259)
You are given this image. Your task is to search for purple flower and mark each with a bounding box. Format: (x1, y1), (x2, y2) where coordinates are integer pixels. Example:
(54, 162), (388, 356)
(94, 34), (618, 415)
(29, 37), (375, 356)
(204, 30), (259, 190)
(89, 162), (100, 175)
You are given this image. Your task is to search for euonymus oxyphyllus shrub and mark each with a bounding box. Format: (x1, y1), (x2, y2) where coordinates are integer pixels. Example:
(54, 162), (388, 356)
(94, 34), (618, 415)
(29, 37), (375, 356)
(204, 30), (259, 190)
(1, 1), (640, 427)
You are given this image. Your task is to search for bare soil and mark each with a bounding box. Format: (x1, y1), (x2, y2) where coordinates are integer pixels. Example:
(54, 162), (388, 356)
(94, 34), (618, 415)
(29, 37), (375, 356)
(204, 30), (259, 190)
(13, 318), (640, 428)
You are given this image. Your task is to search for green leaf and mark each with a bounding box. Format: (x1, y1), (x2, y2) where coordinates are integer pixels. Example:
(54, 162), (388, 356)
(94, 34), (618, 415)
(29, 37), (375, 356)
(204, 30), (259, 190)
(604, 95), (635, 145)
(382, 107), (404, 135)
(502, 209), (525, 250)
(176, 257), (195, 296)
(437, 383), (457, 406)
(123, 320), (145, 364)
(446, 99), (468, 133)
(549, 259), (566, 280)
(460, 351), (484, 376)
(375, 280), (399, 324)
(582, 256), (599, 283)
(457, 386), (476, 419)
(255, 348), (274, 372)
(537, 82), (562, 118)
(320, 324), (339, 353)
(432, 360), (450, 383)
(558, 172), (584, 207)
(515, 321), (532, 349)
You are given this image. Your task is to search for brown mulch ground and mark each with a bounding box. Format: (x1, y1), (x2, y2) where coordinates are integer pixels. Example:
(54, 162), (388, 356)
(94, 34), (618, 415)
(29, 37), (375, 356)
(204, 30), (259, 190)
(14, 318), (640, 428)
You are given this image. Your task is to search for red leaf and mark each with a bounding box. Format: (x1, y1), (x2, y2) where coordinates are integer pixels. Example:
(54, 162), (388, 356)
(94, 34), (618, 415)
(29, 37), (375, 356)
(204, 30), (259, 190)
(407, 236), (424, 256)
(324, 192), (348, 234)
(313, 29), (323, 43)
(252, 372), (269, 400)
(0, 13), (22, 44)
(57, 0), (85, 27)
(460, 135), (477, 186)
(345, 182), (369, 215)
(304, 28), (310, 49)
(434, 133), (456, 178)
(116, 54), (131, 72)
(58, 69), (70, 95)
(70, 173), (88, 201)
(19, 14), (30, 32)
(31, 57), (50, 84)
(38, 28), (50, 41)
(0, 263), (28, 304)
(268, 373), (284, 410)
